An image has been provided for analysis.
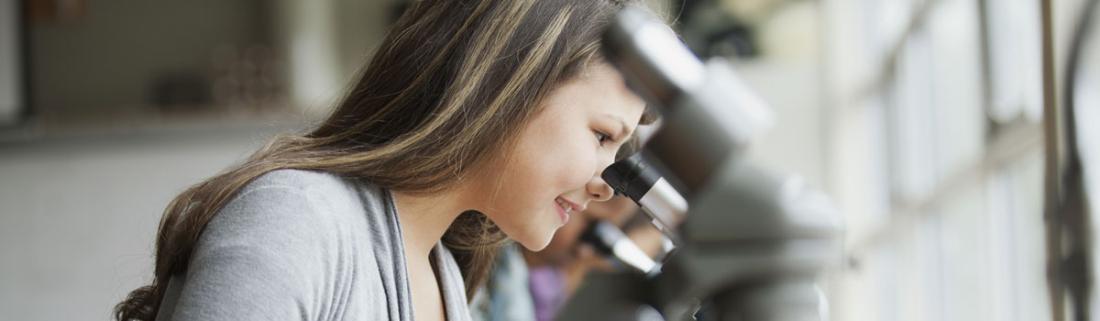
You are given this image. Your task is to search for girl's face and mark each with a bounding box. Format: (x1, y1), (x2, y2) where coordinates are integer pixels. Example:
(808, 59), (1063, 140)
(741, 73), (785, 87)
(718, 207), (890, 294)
(474, 63), (646, 251)
(529, 195), (640, 267)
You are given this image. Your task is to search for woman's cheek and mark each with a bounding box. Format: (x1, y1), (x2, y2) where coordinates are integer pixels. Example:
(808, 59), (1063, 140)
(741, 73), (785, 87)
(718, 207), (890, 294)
(566, 143), (600, 186)
(543, 128), (598, 190)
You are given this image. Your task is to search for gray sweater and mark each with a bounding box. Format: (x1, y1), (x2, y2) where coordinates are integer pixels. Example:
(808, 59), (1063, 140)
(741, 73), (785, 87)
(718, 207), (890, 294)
(154, 169), (472, 321)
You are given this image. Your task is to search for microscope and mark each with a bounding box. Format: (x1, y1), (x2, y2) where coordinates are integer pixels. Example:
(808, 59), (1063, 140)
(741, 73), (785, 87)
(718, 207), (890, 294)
(557, 6), (842, 321)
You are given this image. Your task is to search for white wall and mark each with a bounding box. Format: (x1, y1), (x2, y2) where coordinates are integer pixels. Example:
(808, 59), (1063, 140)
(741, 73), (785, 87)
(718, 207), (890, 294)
(274, 0), (391, 116)
(0, 124), (290, 321)
(739, 1), (829, 192)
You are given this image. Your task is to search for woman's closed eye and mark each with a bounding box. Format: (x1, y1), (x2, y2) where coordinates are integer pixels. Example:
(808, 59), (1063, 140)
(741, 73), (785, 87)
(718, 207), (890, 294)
(594, 130), (613, 145)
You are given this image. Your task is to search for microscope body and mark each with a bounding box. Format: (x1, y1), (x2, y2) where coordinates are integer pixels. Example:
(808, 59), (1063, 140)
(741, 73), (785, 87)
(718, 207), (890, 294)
(556, 6), (842, 321)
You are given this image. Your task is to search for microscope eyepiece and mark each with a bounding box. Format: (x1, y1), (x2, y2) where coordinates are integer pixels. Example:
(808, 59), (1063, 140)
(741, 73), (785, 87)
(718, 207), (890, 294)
(602, 154), (660, 202)
(602, 154), (688, 237)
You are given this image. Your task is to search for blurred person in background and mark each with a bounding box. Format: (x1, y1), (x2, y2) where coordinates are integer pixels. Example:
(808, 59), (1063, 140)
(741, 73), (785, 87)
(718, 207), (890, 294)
(113, 1), (660, 321)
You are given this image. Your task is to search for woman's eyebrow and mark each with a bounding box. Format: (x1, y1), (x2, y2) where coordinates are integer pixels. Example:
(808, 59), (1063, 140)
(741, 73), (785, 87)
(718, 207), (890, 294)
(601, 113), (632, 138)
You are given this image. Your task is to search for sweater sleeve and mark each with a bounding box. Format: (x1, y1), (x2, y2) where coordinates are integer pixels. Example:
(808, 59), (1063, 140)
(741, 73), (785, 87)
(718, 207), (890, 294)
(160, 184), (350, 321)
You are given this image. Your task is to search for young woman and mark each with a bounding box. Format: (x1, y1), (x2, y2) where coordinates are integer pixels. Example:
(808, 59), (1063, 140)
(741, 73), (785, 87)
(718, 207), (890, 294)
(114, 0), (658, 320)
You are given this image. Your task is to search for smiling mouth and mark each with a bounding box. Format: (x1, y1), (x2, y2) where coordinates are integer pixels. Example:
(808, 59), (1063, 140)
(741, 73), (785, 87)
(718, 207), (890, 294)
(556, 197), (575, 215)
(555, 197), (576, 224)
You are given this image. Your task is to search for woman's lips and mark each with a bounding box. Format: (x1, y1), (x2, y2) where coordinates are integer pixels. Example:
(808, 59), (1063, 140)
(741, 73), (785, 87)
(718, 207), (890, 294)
(555, 197), (583, 224)
(554, 200), (571, 224)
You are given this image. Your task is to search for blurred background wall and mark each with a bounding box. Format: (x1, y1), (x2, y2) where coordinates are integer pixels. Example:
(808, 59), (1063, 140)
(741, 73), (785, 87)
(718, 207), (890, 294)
(0, 0), (20, 125)
(1, 1), (396, 319)
(28, 0), (270, 116)
(820, 0), (1094, 320)
(1, 0), (1098, 320)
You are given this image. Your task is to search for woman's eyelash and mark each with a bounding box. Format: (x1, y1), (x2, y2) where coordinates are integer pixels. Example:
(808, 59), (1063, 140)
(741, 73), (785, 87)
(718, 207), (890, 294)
(594, 131), (612, 144)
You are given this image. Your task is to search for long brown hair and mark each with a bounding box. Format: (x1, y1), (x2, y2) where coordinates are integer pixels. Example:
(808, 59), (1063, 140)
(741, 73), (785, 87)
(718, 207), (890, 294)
(115, 0), (650, 320)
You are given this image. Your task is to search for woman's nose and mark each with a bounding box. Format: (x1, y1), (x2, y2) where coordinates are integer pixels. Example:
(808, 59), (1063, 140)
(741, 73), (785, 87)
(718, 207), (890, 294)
(586, 175), (615, 202)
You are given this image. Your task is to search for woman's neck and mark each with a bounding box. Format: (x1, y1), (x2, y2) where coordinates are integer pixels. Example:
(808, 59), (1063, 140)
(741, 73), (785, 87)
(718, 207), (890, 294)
(391, 189), (470, 261)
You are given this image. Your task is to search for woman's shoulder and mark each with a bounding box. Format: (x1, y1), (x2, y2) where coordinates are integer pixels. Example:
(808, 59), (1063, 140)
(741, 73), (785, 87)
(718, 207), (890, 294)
(170, 169), (400, 320)
(241, 169), (387, 212)
(212, 169), (393, 238)
(198, 169), (399, 266)
(244, 168), (358, 196)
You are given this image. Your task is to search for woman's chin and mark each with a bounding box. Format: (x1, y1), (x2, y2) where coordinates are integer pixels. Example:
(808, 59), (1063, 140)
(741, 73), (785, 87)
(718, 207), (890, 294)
(516, 229), (559, 252)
